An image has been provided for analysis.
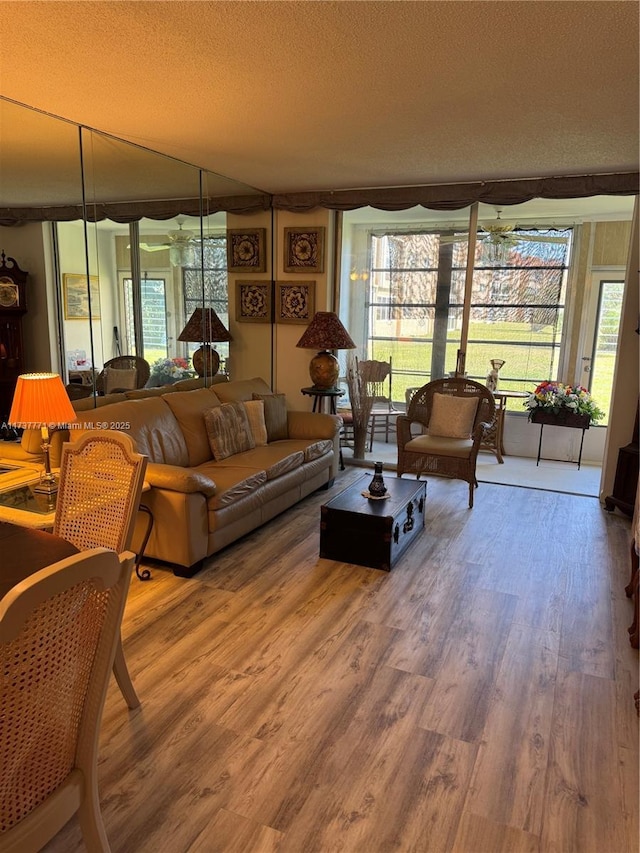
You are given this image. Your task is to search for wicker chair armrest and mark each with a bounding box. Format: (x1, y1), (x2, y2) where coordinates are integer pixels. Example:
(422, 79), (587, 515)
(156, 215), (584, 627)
(396, 415), (417, 444)
(472, 420), (494, 444)
(145, 463), (217, 496)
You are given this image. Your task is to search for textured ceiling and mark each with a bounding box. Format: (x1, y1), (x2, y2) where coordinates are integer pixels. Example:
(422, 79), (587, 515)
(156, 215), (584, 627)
(0, 1), (638, 195)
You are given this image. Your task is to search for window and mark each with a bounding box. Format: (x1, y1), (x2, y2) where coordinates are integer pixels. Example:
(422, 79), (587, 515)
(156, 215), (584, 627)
(351, 224), (572, 409)
(182, 234), (230, 363)
(465, 230), (572, 409)
(122, 275), (169, 364)
(587, 278), (624, 425)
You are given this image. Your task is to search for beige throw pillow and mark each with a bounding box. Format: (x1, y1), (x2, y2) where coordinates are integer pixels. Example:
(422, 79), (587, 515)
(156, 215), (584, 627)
(104, 367), (137, 394)
(251, 393), (288, 442)
(428, 392), (478, 439)
(243, 399), (268, 446)
(204, 402), (255, 460)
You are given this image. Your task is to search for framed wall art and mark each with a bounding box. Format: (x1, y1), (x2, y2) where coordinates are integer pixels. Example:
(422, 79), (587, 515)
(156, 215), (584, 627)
(235, 280), (273, 323)
(227, 228), (267, 273)
(276, 281), (315, 324)
(62, 274), (101, 320)
(283, 227), (325, 273)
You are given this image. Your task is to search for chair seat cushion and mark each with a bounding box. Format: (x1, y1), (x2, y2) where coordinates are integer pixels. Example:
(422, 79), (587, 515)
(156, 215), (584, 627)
(405, 434), (473, 458)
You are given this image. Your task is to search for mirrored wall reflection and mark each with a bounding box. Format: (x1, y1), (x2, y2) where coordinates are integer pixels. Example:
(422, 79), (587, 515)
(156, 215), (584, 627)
(0, 97), (272, 406)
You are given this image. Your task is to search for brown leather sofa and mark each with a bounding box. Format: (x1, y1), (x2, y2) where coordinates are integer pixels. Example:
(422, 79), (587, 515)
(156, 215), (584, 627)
(68, 376), (340, 576)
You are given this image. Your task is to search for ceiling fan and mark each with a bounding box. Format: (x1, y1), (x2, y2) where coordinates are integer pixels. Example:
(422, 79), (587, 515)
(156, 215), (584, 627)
(138, 217), (196, 265)
(440, 208), (570, 250)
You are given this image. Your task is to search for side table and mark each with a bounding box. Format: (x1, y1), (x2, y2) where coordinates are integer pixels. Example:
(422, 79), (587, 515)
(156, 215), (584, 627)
(480, 390), (529, 463)
(301, 386), (344, 415)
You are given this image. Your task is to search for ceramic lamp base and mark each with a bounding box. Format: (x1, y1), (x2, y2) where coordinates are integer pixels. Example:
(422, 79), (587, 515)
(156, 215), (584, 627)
(309, 350), (339, 389)
(193, 344), (220, 378)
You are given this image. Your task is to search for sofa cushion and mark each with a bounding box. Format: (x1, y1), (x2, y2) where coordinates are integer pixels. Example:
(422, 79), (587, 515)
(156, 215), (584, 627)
(164, 387), (222, 466)
(204, 401), (255, 460)
(428, 393), (478, 439)
(243, 400), (268, 446)
(73, 397), (189, 466)
(197, 463), (267, 510)
(252, 393), (288, 441)
(73, 392), (128, 411)
(125, 385), (178, 399)
(174, 375), (229, 392)
(214, 445), (304, 480)
(104, 366), (137, 394)
(214, 376), (272, 403)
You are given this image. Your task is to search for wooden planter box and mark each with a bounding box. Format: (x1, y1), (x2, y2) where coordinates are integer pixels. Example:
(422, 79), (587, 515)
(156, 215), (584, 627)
(530, 410), (590, 430)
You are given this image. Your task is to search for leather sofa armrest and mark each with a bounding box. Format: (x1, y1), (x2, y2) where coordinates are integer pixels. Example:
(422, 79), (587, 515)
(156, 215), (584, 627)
(287, 411), (341, 440)
(145, 463), (217, 496)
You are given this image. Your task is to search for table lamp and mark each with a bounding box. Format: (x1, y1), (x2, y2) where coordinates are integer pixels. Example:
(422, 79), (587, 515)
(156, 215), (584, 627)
(8, 372), (77, 494)
(178, 307), (233, 377)
(296, 311), (356, 390)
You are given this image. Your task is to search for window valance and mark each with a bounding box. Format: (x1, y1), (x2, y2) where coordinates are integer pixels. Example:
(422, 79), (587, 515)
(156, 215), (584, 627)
(0, 172), (637, 225)
(0, 193), (272, 226)
(272, 172), (639, 213)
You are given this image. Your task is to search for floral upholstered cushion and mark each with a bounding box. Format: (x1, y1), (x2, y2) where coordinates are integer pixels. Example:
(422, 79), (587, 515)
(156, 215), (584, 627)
(428, 392), (478, 439)
(204, 401), (255, 460)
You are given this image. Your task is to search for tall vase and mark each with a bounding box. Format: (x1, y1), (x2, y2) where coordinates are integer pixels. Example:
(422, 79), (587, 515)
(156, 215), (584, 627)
(486, 359), (505, 393)
(368, 461), (387, 497)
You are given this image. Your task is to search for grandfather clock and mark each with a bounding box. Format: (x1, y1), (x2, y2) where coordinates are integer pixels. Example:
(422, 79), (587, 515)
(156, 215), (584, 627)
(0, 251), (28, 423)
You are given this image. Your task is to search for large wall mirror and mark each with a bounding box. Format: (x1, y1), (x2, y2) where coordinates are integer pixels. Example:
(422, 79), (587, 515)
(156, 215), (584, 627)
(0, 97), (272, 413)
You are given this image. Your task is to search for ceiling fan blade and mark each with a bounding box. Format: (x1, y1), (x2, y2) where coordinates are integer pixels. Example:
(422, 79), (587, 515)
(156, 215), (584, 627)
(440, 233), (489, 244)
(138, 242), (171, 252)
(510, 234), (569, 244)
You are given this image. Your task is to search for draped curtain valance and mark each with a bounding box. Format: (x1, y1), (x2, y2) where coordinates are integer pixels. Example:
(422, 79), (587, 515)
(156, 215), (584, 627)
(0, 193), (272, 226)
(272, 172), (639, 212)
(0, 172), (637, 225)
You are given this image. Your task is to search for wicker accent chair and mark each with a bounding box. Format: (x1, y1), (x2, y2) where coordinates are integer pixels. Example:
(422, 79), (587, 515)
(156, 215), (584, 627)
(359, 358), (400, 451)
(0, 548), (135, 853)
(95, 355), (150, 395)
(54, 431), (148, 709)
(396, 377), (496, 508)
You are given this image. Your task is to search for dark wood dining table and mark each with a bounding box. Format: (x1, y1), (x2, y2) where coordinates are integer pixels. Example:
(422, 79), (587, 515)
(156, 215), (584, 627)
(0, 520), (79, 599)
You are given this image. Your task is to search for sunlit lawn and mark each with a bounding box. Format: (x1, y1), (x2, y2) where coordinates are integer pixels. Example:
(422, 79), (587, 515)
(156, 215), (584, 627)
(371, 322), (614, 422)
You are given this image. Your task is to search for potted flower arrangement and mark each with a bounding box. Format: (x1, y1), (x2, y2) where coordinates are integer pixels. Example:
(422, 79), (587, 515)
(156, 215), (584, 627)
(147, 356), (195, 387)
(524, 381), (604, 427)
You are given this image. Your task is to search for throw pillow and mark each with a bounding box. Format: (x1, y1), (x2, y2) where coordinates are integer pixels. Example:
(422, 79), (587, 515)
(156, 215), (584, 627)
(204, 402), (255, 460)
(104, 367), (137, 394)
(251, 393), (288, 442)
(243, 399), (268, 446)
(428, 392), (478, 439)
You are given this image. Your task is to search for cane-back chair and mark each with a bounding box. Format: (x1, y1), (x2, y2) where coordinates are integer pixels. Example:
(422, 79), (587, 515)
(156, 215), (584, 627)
(54, 430), (148, 708)
(396, 377), (495, 508)
(0, 548), (134, 853)
(95, 355), (150, 396)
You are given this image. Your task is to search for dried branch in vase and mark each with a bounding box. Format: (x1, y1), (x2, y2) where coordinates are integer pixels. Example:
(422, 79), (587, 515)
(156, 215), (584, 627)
(346, 354), (374, 459)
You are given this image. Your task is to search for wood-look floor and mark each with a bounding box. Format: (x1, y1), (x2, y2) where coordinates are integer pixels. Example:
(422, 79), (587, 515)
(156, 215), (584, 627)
(43, 469), (638, 853)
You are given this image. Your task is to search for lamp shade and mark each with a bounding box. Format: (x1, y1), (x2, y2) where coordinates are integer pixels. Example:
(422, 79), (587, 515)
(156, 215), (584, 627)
(178, 307), (232, 378)
(178, 307), (233, 343)
(9, 373), (77, 428)
(295, 312), (356, 351)
(296, 312), (356, 390)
